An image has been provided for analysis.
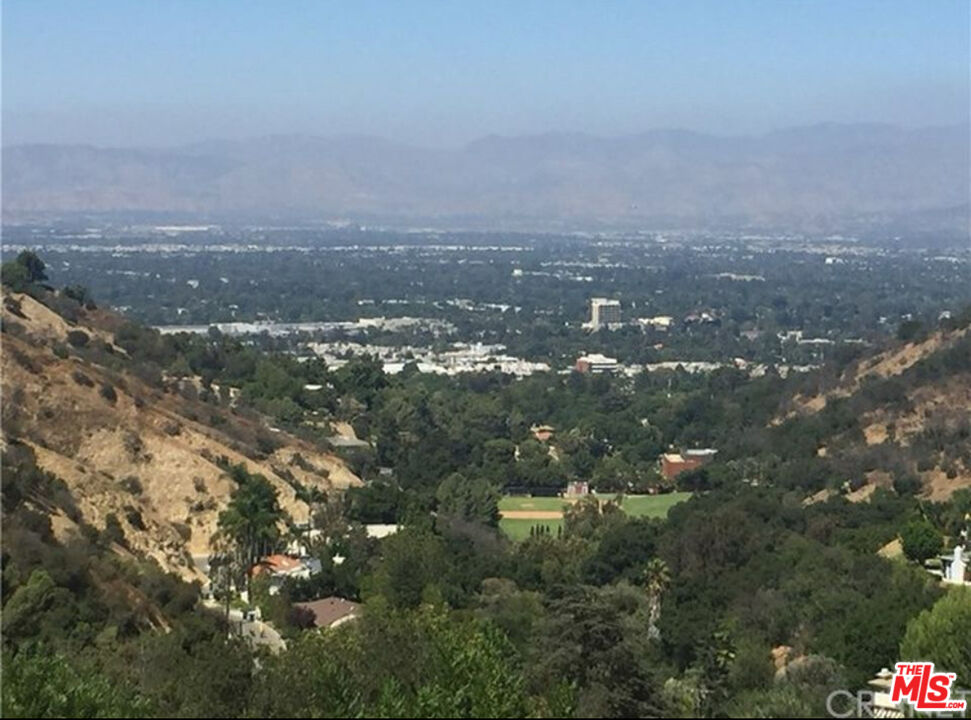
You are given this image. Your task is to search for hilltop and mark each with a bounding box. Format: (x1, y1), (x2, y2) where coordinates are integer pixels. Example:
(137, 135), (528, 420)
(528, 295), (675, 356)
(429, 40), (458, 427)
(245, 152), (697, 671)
(1, 287), (359, 578)
(775, 315), (971, 500)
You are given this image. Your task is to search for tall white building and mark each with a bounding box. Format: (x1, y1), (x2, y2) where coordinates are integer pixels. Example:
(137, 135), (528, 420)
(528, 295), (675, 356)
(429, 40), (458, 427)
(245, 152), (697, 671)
(587, 298), (621, 330)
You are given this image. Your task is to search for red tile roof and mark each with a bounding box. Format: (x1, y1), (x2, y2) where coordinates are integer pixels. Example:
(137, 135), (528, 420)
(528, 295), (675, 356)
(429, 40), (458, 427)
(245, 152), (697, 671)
(251, 554), (303, 577)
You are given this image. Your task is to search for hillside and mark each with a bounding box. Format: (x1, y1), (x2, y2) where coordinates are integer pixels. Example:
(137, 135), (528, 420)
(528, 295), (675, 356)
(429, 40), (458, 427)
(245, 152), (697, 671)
(1, 289), (360, 578)
(776, 319), (971, 500)
(4, 124), (969, 234)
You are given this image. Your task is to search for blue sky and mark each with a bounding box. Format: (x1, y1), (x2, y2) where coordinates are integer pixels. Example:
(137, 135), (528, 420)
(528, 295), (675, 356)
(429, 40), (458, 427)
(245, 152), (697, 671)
(3, 0), (968, 146)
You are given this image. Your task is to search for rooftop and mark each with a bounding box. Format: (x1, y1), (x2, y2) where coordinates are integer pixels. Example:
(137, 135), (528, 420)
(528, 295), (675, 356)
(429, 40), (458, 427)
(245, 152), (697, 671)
(294, 597), (361, 629)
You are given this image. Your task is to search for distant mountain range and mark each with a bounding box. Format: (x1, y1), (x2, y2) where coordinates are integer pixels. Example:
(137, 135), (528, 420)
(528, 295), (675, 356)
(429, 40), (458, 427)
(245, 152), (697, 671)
(3, 124), (969, 234)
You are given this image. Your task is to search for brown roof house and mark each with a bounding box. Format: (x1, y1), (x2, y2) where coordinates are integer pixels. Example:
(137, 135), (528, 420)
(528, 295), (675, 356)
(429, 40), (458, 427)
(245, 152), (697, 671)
(294, 596), (361, 630)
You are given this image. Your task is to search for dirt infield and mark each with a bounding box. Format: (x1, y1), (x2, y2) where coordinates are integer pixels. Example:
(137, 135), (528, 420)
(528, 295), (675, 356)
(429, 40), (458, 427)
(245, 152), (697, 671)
(500, 510), (564, 520)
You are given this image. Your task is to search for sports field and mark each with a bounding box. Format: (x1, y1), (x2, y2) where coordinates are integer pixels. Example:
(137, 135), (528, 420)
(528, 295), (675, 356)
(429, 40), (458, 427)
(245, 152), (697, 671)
(499, 492), (692, 540)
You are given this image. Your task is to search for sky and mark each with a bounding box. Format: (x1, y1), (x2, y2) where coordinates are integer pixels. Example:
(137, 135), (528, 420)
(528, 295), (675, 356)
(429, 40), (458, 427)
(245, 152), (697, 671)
(3, 0), (969, 147)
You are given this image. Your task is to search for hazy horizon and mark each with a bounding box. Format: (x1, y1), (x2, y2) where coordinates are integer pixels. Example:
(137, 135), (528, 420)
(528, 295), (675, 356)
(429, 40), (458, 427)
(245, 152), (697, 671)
(4, 120), (971, 152)
(4, 0), (969, 148)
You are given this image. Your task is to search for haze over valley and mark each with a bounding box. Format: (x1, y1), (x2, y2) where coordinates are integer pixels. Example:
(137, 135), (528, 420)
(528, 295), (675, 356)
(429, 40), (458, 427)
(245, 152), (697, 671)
(4, 123), (969, 235)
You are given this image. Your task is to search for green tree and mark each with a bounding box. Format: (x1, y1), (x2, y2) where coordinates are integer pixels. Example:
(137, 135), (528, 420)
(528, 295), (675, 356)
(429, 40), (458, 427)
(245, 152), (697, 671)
(215, 465), (283, 593)
(0, 260), (30, 291)
(16, 250), (48, 282)
(363, 527), (449, 609)
(643, 557), (671, 641)
(436, 472), (501, 526)
(900, 519), (944, 563)
(563, 494), (625, 540)
(1, 249), (48, 290)
(531, 582), (662, 717)
(252, 606), (536, 717)
(1, 569), (77, 644)
(2, 650), (151, 718)
(900, 587), (971, 687)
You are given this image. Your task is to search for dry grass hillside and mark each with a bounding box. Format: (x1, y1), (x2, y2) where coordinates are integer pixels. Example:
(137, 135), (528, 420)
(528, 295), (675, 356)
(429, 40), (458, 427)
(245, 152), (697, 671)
(784, 325), (969, 417)
(776, 324), (971, 500)
(1, 291), (360, 578)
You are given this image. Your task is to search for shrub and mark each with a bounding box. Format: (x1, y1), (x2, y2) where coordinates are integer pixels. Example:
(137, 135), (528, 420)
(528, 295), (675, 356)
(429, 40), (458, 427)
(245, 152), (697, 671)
(119, 476), (143, 495)
(62, 285), (93, 307)
(66, 330), (90, 348)
(72, 370), (95, 387)
(101, 513), (128, 548)
(122, 431), (143, 459)
(10, 348), (40, 374)
(99, 383), (118, 404)
(893, 472), (922, 496)
(124, 506), (146, 531)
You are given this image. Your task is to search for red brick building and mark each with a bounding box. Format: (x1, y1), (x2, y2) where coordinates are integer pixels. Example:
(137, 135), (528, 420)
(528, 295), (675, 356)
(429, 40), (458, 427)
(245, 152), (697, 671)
(660, 449), (718, 481)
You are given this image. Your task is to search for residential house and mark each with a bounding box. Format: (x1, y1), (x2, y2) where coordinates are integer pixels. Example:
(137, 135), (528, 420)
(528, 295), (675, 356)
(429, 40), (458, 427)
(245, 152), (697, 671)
(251, 554), (323, 595)
(295, 596), (361, 629)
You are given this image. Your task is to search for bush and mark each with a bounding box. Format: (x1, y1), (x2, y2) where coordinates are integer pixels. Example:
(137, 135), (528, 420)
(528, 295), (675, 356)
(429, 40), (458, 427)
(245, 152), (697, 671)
(62, 285), (93, 307)
(72, 370), (95, 387)
(120, 476), (143, 495)
(897, 319), (925, 343)
(122, 431), (143, 459)
(132, 361), (163, 388)
(99, 383), (118, 404)
(893, 472), (922, 496)
(66, 330), (90, 348)
(124, 506), (146, 531)
(101, 513), (128, 548)
(256, 431), (283, 456)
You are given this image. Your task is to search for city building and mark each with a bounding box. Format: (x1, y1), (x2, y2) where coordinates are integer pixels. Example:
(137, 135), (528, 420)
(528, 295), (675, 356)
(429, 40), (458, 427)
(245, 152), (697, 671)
(575, 353), (620, 374)
(637, 315), (674, 331)
(586, 298), (621, 330)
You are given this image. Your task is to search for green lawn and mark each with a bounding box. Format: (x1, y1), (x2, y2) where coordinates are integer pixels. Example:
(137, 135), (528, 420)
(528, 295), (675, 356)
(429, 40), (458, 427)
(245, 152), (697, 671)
(499, 492), (692, 541)
(499, 496), (574, 512)
(501, 517), (564, 541)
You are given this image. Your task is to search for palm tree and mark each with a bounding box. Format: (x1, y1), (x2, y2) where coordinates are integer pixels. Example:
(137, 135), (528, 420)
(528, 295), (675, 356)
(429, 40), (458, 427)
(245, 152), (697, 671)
(643, 558), (670, 641)
(208, 532), (243, 623)
(216, 468), (283, 596)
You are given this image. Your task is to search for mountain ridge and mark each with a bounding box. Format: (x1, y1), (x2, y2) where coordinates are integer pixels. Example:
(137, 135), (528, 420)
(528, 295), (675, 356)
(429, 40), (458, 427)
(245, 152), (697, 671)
(5, 123), (968, 234)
